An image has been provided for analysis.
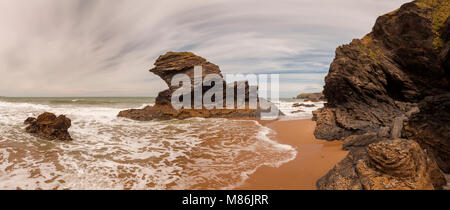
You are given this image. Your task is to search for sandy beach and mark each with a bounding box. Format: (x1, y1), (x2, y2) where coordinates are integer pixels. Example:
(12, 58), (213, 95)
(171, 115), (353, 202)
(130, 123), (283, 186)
(236, 119), (348, 190)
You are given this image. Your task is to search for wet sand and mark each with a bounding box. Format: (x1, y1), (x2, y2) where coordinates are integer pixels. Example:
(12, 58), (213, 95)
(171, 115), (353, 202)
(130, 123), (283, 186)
(236, 119), (348, 190)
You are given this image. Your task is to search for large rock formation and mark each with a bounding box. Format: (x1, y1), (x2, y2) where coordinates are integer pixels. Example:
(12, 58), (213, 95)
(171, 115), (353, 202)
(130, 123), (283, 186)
(24, 112), (72, 141)
(317, 139), (446, 190)
(314, 0), (450, 173)
(403, 93), (450, 172)
(119, 52), (281, 120)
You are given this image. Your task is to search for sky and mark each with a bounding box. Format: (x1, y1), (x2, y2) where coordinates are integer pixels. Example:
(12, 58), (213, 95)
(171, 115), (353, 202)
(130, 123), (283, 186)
(0, 0), (411, 97)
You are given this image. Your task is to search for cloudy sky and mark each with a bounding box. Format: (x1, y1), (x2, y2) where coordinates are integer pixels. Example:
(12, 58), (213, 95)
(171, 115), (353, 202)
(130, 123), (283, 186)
(0, 0), (410, 97)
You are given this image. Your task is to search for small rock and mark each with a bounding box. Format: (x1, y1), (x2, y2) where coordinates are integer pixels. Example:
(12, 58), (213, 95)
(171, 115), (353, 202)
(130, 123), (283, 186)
(342, 132), (380, 150)
(24, 112), (72, 141)
(317, 139), (446, 190)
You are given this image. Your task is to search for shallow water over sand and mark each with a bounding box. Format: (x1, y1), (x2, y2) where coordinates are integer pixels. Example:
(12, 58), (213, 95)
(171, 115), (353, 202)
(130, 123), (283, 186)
(0, 98), (305, 189)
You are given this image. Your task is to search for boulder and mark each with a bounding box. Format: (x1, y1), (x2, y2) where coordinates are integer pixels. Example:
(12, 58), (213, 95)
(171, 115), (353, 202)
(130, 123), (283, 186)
(24, 112), (72, 141)
(316, 147), (366, 190)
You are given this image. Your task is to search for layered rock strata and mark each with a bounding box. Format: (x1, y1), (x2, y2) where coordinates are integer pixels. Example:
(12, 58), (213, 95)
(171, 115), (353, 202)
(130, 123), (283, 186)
(24, 112), (72, 141)
(315, 0), (449, 189)
(119, 52), (281, 120)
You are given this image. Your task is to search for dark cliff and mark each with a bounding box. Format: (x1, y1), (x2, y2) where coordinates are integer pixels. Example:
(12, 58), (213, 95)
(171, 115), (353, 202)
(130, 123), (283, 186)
(314, 0), (450, 173)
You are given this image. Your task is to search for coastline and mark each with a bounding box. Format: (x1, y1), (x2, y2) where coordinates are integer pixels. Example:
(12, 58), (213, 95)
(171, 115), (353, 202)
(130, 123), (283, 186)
(236, 119), (348, 190)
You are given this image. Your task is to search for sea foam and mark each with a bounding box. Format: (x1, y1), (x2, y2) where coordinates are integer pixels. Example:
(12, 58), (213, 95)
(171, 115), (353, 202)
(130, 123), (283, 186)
(0, 98), (297, 190)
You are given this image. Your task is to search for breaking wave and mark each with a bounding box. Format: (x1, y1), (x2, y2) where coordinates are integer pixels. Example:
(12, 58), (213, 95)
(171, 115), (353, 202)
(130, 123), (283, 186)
(0, 99), (297, 190)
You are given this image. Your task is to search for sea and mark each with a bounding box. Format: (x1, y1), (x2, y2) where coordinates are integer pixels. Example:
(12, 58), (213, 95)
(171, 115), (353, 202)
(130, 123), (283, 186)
(0, 97), (324, 190)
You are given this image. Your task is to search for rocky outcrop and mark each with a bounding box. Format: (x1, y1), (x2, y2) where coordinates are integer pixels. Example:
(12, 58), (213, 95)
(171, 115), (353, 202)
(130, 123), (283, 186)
(119, 52), (281, 120)
(342, 132), (381, 150)
(24, 112), (72, 141)
(296, 93), (325, 102)
(313, 0), (450, 173)
(317, 139), (446, 190)
(149, 52), (222, 88)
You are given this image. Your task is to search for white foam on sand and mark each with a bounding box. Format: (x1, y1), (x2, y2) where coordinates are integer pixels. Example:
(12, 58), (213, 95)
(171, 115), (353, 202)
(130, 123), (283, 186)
(0, 100), (296, 190)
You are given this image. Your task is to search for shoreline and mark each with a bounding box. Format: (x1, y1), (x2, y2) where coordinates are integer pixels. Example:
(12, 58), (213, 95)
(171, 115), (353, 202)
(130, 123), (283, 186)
(235, 119), (348, 190)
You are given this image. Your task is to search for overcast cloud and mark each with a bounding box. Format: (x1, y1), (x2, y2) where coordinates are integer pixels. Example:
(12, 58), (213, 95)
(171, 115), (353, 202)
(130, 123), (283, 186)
(0, 0), (410, 97)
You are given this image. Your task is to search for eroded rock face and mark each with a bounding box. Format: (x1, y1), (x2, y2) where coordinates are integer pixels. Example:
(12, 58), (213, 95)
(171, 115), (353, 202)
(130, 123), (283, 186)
(313, 0), (450, 172)
(292, 103), (315, 108)
(24, 112), (72, 141)
(317, 139), (446, 190)
(315, 0), (449, 139)
(119, 52), (281, 120)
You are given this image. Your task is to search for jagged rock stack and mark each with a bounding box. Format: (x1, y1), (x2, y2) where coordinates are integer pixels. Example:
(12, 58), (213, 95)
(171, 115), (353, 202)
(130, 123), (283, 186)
(118, 52), (281, 120)
(314, 0), (449, 189)
(24, 112), (72, 141)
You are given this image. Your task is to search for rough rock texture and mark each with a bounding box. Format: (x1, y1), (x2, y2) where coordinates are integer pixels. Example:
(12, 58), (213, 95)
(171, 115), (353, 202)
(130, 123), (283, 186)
(313, 0), (450, 172)
(403, 93), (450, 172)
(315, 0), (449, 189)
(342, 132), (381, 150)
(317, 139), (446, 190)
(24, 112), (72, 141)
(119, 52), (281, 120)
(296, 93), (325, 102)
(292, 103), (315, 108)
